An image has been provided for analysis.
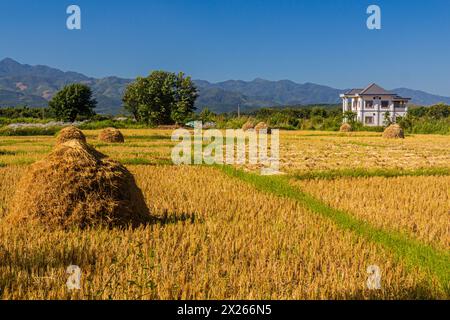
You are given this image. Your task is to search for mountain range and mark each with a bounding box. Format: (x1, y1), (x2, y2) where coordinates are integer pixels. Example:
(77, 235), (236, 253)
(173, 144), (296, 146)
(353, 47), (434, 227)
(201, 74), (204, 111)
(1, 58), (449, 115)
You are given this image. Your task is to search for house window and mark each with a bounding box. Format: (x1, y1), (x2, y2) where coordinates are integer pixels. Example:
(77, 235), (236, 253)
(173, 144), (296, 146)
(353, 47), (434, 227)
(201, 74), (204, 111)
(365, 116), (374, 125)
(366, 101), (374, 109)
(381, 101), (389, 108)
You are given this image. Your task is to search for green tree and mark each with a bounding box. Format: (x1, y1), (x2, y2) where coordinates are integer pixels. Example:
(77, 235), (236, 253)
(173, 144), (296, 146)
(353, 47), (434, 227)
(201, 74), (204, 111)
(427, 103), (450, 119)
(199, 107), (216, 123)
(171, 72), (199, 124)
(311, 107), (327, 118)
(408, 106), (428, 118)
(49, 84), (96, 122)
(343, 111), (357, 124)
(383, 111), (393, 126)
(397, 115), (413, 131)
(123, 71), (198, 125)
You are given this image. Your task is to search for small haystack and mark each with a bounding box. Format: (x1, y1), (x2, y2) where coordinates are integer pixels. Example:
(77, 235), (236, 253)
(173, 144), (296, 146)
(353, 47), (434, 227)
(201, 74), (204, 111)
(98, 128), (125, 143)
(8, 140), (150, 229)
(242, 121), (255, 131)
(383, 124), (405, 139)
(254, 122), (271, 134)
(56, 126), (86, 145)
(340, 123), (353, 132)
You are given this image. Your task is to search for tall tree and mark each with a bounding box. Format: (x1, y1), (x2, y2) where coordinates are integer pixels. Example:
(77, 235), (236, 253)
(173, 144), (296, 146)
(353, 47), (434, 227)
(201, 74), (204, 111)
(343, 110), (357, 124)
(123, 71), (198, 125)
(49, 84), (96, 122)
(383, 111), (393, 126)
(171, 72), (199, 124)
(428, 103), (450, 119)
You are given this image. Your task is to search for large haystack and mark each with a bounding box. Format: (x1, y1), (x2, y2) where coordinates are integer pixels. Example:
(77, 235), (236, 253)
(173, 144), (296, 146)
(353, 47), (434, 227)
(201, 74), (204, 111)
(8, 140), (150, 229)
(340, 123), (353, 132)
(98, 128), (125, 143)
(383, 124), (405, 139)
(242, 121), (255, 131)
(56, 126), (86, 145)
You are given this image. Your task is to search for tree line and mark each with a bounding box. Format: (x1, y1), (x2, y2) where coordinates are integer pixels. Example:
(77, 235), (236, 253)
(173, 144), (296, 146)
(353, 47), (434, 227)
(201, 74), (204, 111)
(194, 104), (450, 134)
(1, 70), (449, 134)
(30, 71), (198, 124)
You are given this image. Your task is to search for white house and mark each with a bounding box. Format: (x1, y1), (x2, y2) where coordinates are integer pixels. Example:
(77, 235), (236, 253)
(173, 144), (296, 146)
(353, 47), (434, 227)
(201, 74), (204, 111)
(340, 83), (410, 126)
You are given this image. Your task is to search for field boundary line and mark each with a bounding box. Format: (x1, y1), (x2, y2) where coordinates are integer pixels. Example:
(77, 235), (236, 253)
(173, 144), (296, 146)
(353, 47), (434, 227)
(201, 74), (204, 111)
(217, 165), (450, 295)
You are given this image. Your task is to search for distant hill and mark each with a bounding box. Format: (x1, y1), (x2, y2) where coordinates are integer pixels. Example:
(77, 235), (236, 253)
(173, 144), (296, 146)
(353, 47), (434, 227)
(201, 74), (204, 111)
(0, 88), (48, 107)
(1, 58), (449, 115)
(391, 88), (450, 106)
(194, 79), (342, 113)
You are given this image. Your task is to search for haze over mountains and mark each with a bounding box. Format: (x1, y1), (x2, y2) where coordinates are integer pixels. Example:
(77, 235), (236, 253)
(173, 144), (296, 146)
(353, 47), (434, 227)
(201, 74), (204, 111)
(1, 58), (449, 115)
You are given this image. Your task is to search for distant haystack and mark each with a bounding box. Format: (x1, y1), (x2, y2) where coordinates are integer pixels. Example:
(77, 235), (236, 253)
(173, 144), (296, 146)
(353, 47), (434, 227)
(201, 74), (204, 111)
(340, 123), (353, 132)
(383, 124), (405, 139)
(242, 121), (255, 131)
(98, 128), (125, 143)
(8, 140), (150, 229)
(254, 122), (271, 134)
(56, 126), (86, 145)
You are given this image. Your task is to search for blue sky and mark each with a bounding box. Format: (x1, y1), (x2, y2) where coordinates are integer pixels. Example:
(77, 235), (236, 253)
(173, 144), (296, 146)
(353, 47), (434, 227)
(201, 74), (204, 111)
(1, 0), (450, 95)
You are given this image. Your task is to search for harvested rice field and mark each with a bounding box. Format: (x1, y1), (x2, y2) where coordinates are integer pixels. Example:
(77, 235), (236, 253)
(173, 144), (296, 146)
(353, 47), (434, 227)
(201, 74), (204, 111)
(0, 129), (449, 299)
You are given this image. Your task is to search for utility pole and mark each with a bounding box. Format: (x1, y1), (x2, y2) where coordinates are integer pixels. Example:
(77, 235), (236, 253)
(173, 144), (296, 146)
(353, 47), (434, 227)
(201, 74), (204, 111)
(237, 104), (240, 118)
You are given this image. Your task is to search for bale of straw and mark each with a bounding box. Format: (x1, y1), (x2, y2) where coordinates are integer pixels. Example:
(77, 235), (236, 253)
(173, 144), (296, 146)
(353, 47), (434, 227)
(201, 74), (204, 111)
(56, 126), (86, 145)
(8, 140), (150, 229)
(254, 122), (271, 134)
(242, 121), (255, 131)
(340, 123), (353, 132)
(98, 128), (125, 143)
(383, 124), (405, 139)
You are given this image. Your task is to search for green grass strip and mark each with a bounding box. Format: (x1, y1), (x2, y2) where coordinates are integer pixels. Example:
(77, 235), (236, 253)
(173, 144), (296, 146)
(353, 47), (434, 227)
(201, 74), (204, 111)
(218, 165), (450, 295)
(291, 167), (450, 181)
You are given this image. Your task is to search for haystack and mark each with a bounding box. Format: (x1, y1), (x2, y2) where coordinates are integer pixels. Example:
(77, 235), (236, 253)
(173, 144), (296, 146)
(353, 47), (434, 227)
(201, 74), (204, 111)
(340, 123), (353, 132)
(242, 121), (255, 131)
(254, 122), (271, 134)
(98, 128), (125, 143)
(383, 124), (405, 139)
(8, 140), (150, 229)
(56, 126), (86, 145)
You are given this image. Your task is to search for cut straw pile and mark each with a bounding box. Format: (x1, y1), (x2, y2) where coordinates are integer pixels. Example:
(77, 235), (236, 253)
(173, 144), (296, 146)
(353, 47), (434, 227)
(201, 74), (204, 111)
(56, 126), (86, 145)
(242, 121), (255, 131)
(254, 122), (271, 134)
(340, 123), (352, 132)
(383, 124), (405, 139)
(98, 128), (125, 143)
(8, 130), (149, 229)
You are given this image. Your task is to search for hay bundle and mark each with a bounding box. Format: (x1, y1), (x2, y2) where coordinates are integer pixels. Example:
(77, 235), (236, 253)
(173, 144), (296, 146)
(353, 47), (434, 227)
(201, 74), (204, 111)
(242, 121), (255, 131)
(383, 124), (405, 139)
(254, 122), (271, 134)
(56, 126), (86, 145)
(8, 140), (150, 229)
(98, 128), (125, 143)
(340, 123), (353, 132)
